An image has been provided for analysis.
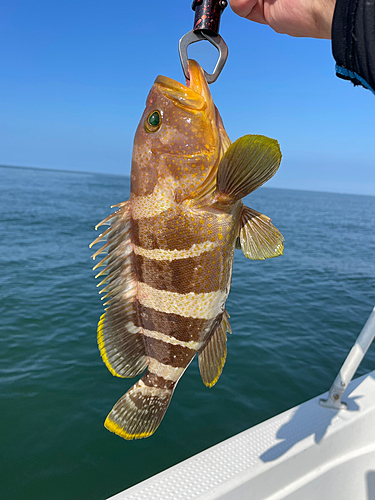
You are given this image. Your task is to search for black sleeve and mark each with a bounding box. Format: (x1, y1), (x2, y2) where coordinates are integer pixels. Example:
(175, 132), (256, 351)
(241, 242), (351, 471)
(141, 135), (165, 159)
(331, 0), (375, 94)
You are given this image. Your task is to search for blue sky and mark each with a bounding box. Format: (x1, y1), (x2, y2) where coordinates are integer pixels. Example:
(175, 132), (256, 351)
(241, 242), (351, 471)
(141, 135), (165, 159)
(1, 1), (374, 195)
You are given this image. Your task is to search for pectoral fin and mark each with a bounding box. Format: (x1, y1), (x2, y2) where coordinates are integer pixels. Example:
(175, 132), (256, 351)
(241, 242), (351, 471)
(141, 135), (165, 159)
(238, 206), (284, 260)
(216, 135), (282, 202)
(91, 202), (148, 378)
(199, 311), (231, 388)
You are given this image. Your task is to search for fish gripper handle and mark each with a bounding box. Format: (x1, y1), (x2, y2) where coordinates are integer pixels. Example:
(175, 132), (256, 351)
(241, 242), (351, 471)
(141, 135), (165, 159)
(192, 0), (228, 36)
(179, 0), (229, 83)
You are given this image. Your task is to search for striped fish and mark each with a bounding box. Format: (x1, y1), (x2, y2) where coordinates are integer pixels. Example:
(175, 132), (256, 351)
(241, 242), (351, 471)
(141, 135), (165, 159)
(90, 60), (284, 440)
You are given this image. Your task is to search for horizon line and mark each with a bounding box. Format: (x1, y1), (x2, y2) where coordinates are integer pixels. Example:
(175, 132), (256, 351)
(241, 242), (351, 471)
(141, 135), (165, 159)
(1, 163), (373, 198)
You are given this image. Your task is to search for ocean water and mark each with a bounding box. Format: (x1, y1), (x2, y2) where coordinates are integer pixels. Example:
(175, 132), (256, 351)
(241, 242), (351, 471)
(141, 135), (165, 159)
(1, 164), (375, 500)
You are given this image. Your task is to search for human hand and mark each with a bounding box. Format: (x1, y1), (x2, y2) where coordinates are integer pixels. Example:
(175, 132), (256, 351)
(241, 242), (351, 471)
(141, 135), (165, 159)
(229, 0), (336, 39)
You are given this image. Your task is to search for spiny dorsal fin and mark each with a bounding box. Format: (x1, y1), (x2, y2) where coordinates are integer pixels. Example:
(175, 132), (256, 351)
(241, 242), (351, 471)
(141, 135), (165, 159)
(90, 202), (148, 378)
(199, 311), (231, 388)
(105, 378), (174, 440)
(216, 135), (282, 202)
(238, 206), (284, 260)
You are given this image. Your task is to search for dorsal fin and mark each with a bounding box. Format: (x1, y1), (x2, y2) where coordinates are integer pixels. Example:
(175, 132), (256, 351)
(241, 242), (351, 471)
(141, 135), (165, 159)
(90, 202), (148, 378)
(199, 311), (231, 388)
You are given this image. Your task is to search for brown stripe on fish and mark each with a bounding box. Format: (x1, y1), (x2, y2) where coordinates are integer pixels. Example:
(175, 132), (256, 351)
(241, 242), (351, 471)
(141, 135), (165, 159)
(142, 371), (176, 390)
(144, 335), (196, 368)
(130, 151), (158, 197)
(131, 209), (221, 251)
(136, 303), (225, 355)
(131, 153), (216, 215)
(136, 301), (210, 342)
(134, 246), (231, 294)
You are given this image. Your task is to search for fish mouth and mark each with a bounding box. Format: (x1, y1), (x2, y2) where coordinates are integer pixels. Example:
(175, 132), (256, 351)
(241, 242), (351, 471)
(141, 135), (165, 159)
(154, 60), (231, 197)
(154, 59), (214, 112)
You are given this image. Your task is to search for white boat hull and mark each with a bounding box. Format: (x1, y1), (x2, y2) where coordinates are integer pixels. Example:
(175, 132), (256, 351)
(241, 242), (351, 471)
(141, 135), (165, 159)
(108, 370), (375, 500)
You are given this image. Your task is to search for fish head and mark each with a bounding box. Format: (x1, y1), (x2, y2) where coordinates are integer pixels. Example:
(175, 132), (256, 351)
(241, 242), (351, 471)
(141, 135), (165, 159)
(131, 60), (230, 201)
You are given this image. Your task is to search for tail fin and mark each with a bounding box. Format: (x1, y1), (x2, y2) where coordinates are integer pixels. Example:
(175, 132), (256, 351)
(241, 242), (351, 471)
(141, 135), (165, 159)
(104, 378), (174, 440)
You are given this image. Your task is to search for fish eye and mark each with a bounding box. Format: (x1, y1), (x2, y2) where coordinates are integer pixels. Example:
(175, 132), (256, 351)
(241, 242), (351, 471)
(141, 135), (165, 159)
(144, 110), (162, 133)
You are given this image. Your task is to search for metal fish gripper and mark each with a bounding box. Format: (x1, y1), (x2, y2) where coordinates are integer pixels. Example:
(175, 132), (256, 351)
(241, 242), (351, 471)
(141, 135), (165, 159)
(179, 0), (229, 84)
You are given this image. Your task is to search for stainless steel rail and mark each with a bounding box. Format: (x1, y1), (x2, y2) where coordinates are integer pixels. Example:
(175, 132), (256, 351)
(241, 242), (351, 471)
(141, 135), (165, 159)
(320, 306), (375, 410)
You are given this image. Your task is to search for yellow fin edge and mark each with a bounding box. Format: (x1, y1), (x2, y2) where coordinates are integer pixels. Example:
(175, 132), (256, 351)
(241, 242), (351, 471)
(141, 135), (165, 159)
(97, 313), (125, 378)
(203, 354), (226, 389)
(104, 416), (154, 440)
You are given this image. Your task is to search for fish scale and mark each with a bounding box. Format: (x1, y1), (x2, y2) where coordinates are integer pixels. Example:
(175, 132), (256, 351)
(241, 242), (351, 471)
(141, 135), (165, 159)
(90, 60), (284, 439)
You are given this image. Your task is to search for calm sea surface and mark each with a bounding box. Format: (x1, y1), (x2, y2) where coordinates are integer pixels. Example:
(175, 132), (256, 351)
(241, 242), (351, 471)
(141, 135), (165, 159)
(1, 165), (375, 499)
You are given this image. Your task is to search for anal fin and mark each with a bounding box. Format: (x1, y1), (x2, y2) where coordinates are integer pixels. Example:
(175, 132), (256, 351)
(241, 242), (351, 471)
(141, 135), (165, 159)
(91, 202), (148, 378)
(199, 311), (231, 388)
(238, 206), (284, 260)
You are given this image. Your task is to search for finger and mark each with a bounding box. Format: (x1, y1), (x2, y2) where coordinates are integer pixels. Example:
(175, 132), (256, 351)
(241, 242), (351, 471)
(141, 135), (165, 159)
(229, 0), (259, 18)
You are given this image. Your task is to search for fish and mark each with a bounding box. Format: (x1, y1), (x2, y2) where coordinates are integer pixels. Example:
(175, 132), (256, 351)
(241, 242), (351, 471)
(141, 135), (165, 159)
(90, 59), (284, 440)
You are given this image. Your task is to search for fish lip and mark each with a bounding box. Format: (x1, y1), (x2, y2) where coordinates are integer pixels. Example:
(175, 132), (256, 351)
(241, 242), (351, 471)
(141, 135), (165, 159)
(154, 76), (206, 111)
(154, 75), (190, 92)
(154, 60), (210, 111)
(154, 60), (196, 91)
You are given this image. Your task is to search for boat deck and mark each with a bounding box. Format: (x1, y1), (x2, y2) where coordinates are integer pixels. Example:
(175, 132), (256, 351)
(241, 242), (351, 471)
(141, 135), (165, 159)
(109, 370), (375, 500)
